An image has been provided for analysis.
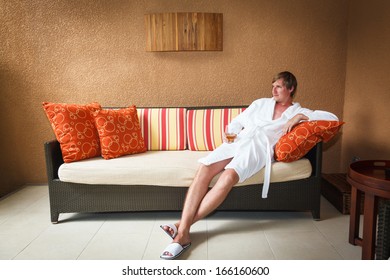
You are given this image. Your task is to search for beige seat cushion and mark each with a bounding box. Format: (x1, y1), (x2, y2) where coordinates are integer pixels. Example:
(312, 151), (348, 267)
(58, 150), (312, 187)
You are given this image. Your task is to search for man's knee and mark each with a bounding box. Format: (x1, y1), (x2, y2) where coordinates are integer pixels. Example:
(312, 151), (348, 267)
(196, 164), (216, 182)
(224, 168), (239, 184)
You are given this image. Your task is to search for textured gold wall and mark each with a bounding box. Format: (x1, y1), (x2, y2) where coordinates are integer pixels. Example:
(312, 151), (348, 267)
(0, 0), (348, 197)
(341, 0), (390, 171)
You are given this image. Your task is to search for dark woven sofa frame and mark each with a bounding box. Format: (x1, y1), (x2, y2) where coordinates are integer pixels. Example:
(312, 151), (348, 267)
(44, 138), (323, 224)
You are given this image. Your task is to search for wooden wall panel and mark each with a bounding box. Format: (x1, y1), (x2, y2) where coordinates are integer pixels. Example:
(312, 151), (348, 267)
(145, 13), (223, 51)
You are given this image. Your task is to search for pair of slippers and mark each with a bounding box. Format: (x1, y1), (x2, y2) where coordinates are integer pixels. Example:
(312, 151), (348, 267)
(160, 224), (191, 260)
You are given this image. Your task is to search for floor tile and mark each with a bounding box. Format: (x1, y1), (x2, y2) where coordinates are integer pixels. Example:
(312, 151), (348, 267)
(78, 233), (150, 260)
(265, 230), (343, 260)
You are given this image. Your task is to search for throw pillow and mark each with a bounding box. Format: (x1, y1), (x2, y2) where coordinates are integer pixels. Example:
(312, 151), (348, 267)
(137, 108), (187, 150)
(94, 106), (146, 159)
(275, 120), (344, 162)
(187, 108), (246, 151)
(42, 102), (102, 163)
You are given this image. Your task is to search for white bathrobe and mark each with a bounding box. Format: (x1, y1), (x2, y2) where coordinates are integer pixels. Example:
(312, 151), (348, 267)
(198, 98), (338, 198)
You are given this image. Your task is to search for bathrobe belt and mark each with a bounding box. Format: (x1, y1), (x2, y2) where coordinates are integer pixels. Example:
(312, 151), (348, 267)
(243, 126), (273, 199)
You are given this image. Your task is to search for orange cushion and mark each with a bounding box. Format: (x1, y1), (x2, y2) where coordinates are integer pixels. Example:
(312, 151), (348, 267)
(42, 102), (102, 163)
(137, 108), (187, 150)
(275, 120), (344, 162)
(187, 108), (246, 151)
(94, 106), (146, 159)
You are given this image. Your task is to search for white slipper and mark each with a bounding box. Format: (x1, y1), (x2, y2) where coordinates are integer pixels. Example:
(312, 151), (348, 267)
(160, 224), (178, 239)
(160, 242), (191, 260)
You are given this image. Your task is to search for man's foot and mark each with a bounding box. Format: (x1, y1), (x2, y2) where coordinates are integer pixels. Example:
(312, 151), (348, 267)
(160, 242), (191, 260)
(160, 223), (179, 239)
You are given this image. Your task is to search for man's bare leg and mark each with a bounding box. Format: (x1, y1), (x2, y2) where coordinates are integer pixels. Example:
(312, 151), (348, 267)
(192, 168), (239, 223)
(162, 159), (231, 238)
(162, 162), (239, 255)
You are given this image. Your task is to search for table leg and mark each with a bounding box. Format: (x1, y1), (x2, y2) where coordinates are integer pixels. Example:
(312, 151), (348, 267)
(362, 193), (378, 260)
(349, 186), (361, 245)
(376, 200), (390, 260)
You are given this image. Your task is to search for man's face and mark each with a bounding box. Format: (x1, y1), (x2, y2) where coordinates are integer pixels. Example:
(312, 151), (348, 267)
(272, 79), (293, 103)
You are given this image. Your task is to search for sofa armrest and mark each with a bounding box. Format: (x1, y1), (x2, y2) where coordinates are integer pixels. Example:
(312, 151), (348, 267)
(44, 140), (63, 181)
(304, 142), (322, 178)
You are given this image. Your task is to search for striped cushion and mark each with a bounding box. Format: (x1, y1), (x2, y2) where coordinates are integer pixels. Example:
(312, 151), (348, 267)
(137, 108), (187, 150)
(187, 108), (246, 151)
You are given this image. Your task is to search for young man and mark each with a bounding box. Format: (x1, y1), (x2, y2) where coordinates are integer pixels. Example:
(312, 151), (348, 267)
(160, 71), (338, 260)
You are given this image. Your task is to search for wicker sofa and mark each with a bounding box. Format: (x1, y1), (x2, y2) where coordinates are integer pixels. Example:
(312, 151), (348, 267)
(43, 106), (324, 224)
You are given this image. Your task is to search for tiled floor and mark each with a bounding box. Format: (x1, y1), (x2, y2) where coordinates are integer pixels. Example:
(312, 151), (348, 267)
(0, 184), (362, 260)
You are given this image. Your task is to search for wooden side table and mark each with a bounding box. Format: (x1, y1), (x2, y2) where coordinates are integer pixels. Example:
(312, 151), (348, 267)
(347, 160), (390, 260)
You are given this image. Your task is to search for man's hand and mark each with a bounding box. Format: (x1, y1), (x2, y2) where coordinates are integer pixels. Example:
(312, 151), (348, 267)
(283, 114), (309, 134)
